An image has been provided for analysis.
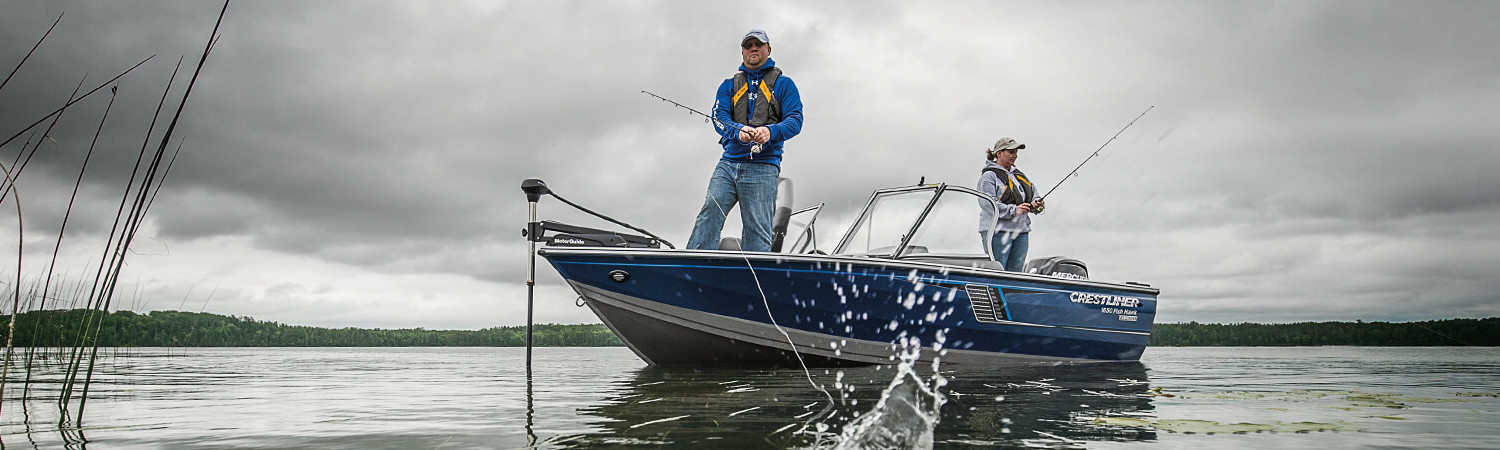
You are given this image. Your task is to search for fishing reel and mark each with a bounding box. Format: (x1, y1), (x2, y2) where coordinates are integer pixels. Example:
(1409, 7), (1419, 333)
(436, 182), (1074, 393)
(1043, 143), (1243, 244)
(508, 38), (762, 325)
(739, 127), (764, 153)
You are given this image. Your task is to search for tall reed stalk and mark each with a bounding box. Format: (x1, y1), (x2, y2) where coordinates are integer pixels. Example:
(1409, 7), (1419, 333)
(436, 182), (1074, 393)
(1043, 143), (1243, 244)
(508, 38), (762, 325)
(0, 0), (232, 428)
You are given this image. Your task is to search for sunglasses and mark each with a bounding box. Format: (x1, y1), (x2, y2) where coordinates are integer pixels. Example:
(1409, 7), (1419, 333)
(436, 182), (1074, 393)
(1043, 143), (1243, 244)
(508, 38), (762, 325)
(742, 41), (767, 50)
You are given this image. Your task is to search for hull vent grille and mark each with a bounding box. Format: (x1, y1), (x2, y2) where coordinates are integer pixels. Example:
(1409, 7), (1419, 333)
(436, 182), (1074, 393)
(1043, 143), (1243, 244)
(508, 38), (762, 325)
(965, 284), (1009, 323)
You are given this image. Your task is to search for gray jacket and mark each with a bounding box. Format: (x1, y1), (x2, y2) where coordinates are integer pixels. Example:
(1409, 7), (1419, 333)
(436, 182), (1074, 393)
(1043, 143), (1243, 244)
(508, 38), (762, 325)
(977, 160), (1033, 235)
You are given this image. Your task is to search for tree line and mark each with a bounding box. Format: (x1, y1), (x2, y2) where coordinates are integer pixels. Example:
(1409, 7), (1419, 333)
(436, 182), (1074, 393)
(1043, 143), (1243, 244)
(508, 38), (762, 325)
(2, 309), (623, 347)
(1147, 318), (1499, 346)
(2, 310), (1495, 347)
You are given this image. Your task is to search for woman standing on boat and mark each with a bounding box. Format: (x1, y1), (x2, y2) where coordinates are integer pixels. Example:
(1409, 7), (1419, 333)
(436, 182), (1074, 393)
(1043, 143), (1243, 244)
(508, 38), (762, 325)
(979, 137), (1044, 271)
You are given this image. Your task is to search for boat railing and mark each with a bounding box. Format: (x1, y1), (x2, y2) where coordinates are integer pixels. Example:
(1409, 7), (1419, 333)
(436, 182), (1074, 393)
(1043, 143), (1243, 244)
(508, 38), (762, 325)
(895, 254), (1007, 271)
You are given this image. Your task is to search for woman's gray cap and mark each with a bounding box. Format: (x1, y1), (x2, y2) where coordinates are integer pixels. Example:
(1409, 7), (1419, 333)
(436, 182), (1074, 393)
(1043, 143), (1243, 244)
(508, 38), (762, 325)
(991, 137), (1026, 153)
(743, 29), (770, 45)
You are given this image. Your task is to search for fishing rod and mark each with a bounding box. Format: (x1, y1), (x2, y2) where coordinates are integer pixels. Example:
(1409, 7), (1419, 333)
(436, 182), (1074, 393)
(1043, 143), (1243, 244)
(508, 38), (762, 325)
(1039, 106), (1154, 200)
(640, 90), (762, 154)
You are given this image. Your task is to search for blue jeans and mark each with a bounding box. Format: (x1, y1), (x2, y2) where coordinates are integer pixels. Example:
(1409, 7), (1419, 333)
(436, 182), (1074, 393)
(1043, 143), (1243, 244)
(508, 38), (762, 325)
(688, 160), (780, 252)
(984, 231), (1029, 272)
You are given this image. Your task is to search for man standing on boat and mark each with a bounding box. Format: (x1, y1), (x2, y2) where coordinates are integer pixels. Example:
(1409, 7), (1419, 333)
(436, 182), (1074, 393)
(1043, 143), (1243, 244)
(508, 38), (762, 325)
(979, 137), (1044, 271)
(686, 28), (805, 252)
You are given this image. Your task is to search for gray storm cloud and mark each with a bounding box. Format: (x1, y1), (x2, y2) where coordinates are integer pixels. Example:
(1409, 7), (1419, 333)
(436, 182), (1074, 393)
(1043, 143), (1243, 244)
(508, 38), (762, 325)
(3, 0), (1496, 328)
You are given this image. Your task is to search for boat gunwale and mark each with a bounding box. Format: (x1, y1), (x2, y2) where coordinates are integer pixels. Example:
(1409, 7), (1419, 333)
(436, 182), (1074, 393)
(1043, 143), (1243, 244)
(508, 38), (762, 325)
(536, 246), (1161, 296)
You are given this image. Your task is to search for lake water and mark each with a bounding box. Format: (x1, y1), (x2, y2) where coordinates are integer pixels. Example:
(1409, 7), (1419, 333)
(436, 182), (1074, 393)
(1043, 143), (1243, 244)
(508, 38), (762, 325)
(2, 346), (1497, 449)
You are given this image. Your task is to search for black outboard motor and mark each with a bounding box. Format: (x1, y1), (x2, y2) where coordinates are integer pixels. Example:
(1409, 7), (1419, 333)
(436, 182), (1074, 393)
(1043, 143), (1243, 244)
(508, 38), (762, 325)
(1023, 256), (1088, 280)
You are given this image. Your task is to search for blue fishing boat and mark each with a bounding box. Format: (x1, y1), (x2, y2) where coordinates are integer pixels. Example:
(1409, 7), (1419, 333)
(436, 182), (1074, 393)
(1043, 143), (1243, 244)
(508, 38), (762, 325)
(522, 179), (1158, 367)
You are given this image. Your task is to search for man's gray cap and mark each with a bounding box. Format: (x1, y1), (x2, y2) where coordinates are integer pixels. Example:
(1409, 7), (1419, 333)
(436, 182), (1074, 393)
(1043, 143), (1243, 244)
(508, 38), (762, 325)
(743, 29), (770, 45)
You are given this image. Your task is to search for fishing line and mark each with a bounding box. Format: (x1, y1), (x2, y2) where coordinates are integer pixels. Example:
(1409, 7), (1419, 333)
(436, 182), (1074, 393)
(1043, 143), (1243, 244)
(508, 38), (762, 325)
(659, 83), (837, 438)
(703, 184), (838, 436)
(736, 235), (840, 442)
(1039, 106), (1154, 201)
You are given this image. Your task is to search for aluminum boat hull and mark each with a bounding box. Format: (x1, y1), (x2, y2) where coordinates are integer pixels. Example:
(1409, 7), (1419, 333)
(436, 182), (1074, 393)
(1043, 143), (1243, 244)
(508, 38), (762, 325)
(541, 247), (1158, 367)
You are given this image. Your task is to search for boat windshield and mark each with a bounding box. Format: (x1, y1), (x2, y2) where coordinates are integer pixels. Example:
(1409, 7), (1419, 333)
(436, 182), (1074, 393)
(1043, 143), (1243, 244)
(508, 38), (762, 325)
(904, 186), (996, 258)
(781, 204), (824, 254)
(835, 188), (936, 256)
(834, 185), (998, 259)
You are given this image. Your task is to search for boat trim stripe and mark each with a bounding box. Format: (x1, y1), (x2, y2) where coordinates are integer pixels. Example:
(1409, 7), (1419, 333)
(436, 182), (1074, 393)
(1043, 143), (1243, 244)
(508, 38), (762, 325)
(539, 247), (1160, 295)
(550, 259), (1153, 336)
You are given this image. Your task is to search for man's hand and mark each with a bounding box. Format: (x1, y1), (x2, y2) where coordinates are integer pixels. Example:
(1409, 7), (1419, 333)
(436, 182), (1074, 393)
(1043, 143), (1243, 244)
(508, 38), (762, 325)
(738, 126), (771, 145)
(1017, 203), (1032, 215)
(751, 126), (771, 144)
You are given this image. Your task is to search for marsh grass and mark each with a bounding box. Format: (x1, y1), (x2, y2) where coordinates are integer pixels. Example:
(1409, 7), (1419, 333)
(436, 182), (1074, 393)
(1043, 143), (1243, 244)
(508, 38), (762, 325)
(0, 1), (230, 427)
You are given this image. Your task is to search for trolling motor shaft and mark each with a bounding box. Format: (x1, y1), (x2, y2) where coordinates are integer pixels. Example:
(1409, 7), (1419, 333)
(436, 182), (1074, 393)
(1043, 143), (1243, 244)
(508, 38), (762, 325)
(521, 179), (549, 368)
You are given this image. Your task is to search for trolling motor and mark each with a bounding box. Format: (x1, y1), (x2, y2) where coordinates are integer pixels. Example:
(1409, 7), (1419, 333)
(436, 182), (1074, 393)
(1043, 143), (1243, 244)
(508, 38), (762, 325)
(520, 179), (673, 367)
(521, 180), (670, 249)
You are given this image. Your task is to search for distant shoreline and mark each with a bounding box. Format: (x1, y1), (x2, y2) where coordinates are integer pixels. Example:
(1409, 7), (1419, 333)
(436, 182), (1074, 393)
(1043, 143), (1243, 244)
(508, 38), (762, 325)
(4, 310), (1496, 347)
(1148, 317), (1497, 346)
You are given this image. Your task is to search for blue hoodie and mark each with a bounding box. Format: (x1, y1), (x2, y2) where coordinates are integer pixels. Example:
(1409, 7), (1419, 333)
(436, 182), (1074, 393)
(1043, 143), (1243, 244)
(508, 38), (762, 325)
(711, 59), (803, 167)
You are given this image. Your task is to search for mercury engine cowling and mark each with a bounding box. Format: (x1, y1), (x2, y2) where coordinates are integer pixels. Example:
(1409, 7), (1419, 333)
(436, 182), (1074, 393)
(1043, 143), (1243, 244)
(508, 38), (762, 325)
(1023, 256), (1088, 280)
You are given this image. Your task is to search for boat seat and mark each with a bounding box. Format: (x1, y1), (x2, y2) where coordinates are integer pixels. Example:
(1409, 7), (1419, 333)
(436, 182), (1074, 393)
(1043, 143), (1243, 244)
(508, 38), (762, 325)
(718, 237), (742, 251)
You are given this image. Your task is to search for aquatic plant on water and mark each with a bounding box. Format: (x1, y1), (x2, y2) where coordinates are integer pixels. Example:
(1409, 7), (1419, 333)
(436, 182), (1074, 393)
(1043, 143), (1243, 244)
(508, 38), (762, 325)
(0, 2), (230, 431)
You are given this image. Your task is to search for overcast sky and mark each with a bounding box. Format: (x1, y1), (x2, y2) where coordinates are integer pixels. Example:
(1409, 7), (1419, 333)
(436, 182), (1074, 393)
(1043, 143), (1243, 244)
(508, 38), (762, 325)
(2, 0), (1496, 329)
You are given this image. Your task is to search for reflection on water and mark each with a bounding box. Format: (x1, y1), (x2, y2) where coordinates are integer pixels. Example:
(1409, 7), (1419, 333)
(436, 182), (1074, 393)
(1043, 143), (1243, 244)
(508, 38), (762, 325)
(564, 360), (1155, 449)
(525, 365), (537, 448)
(938, 363), (1156, 447)
(3, 347), (1499, 449)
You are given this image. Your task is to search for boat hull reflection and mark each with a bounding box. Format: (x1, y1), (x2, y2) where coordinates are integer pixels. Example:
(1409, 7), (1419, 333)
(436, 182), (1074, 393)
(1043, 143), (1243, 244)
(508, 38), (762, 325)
(562, 363), (1156, 448)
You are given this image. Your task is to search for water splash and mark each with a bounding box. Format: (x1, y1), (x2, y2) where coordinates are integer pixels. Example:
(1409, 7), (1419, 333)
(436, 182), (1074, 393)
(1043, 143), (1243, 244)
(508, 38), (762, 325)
(803, 338), (948, 449)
